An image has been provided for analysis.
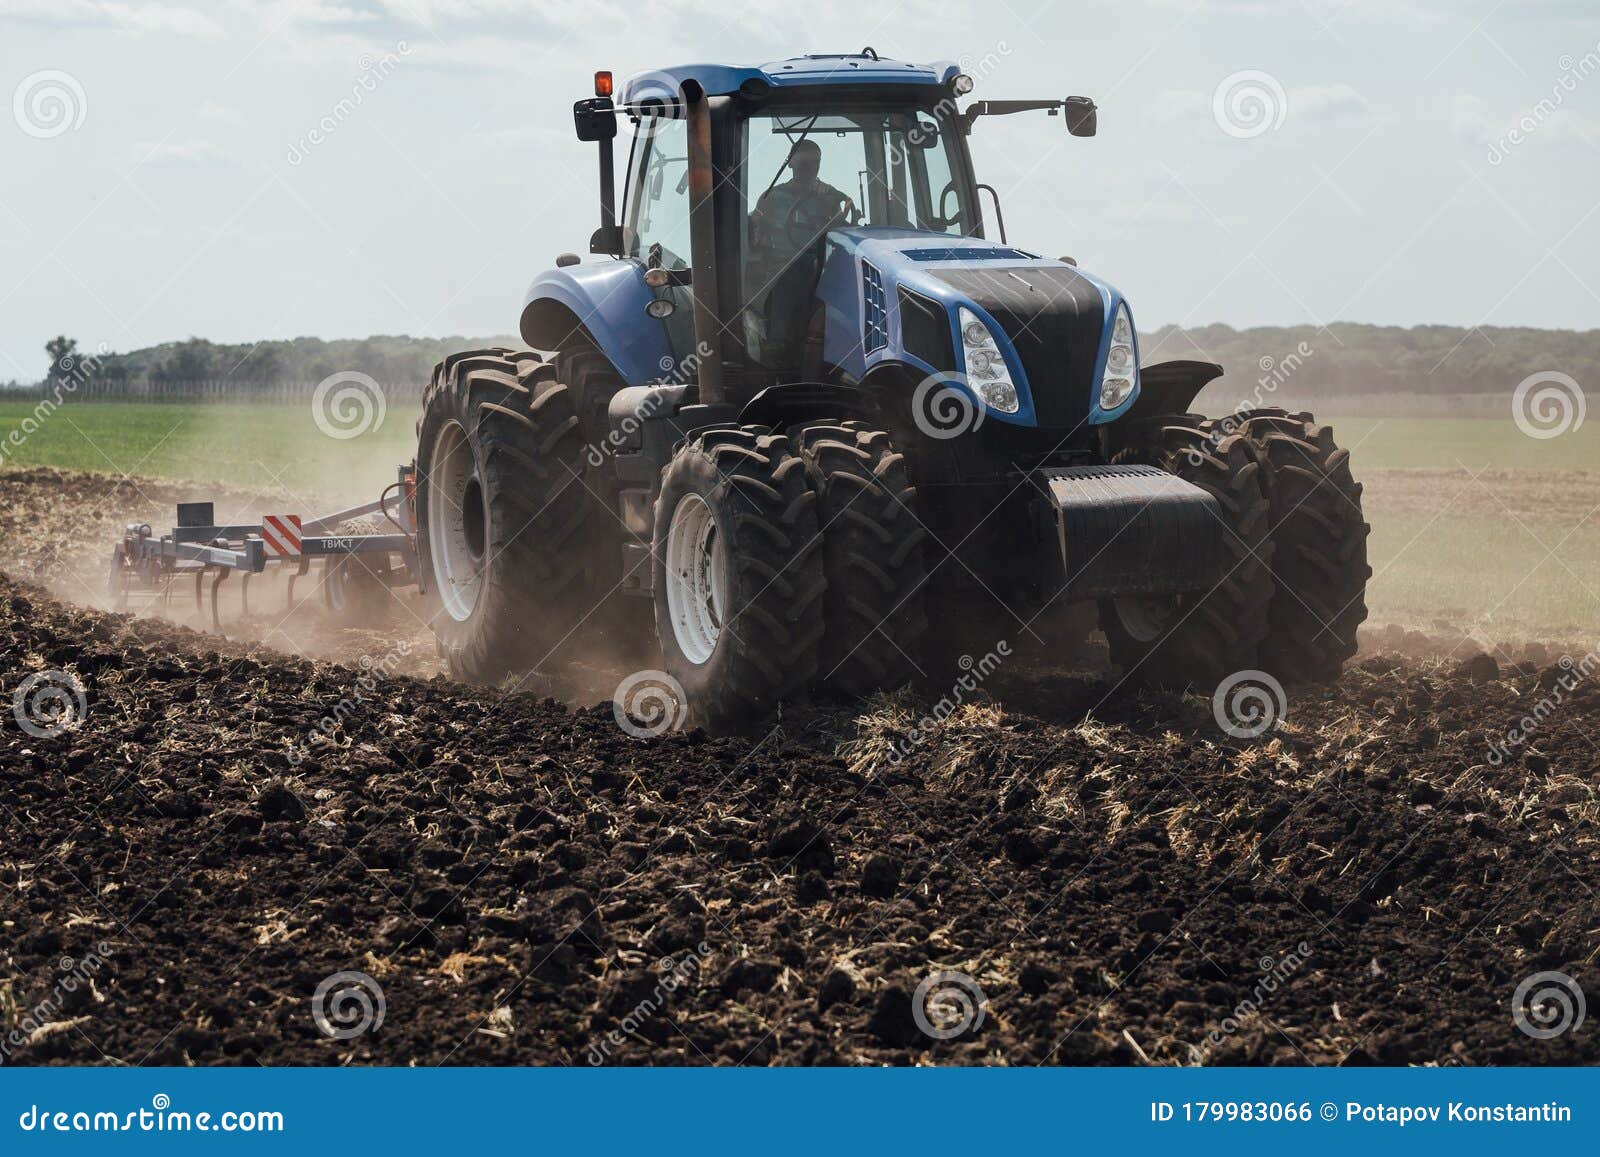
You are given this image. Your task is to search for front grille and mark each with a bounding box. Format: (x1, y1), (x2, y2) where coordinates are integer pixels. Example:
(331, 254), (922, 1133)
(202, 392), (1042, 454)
(897, 287), (952, 371)
(861, 261), (887, 354)
(932, 266), (1104, 428)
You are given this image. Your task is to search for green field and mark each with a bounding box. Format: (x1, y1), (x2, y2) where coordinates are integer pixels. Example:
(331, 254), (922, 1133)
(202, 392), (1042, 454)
(1, 401), (1594, 479)
(0, 400), (418, 493)
(1, 400), (1595, 641)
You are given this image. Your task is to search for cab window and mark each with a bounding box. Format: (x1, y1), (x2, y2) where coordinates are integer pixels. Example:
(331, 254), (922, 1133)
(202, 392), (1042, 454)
(626, 115), (692, 269)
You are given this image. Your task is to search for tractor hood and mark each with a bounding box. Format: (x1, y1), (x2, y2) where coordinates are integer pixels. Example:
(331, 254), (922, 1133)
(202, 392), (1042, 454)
(816, 227), (1139, 428)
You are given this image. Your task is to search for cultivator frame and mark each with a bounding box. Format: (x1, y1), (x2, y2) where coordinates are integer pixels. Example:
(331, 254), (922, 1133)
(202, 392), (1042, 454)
(109, 465), (418, 630)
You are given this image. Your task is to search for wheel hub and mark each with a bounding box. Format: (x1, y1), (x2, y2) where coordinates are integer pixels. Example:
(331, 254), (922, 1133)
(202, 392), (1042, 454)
(427, 420), (488, 624)
(1113, 595), (1178, 644)
(664, 493), (727, 666)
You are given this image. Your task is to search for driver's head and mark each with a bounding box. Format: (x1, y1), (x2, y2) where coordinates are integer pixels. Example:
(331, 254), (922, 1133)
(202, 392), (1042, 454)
(788, 139), (821, 184)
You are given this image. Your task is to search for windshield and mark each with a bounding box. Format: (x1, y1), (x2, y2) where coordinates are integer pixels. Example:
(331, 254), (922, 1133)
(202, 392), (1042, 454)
(738, 101), (974, 372)
(743, 106), (971, 237)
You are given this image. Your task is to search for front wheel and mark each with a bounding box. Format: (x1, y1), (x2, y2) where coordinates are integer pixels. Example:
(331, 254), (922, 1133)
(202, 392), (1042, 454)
(1101, 417), (1275, 688)
(652, 426), (826, 726)
(1236, 409), (1370, 683)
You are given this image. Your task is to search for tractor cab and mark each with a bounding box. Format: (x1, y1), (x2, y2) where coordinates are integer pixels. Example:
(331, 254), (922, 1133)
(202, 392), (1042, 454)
(546, 51), (1098, 416)
(628, 96), (980, 381)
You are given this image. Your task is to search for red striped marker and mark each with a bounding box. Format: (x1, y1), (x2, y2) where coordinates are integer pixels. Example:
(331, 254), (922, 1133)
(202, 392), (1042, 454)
(260, 515), (302, 557)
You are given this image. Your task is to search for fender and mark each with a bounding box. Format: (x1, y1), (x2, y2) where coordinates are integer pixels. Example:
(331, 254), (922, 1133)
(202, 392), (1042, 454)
(1118, 359), (1224, 424)
(519, 259), (674, 386)
(738, 382), (867, 428)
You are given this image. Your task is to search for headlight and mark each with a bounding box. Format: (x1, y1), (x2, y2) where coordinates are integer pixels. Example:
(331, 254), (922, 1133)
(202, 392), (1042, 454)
(1100, 377), (1134, 409)
(1098, 302), (1138, 412)
(957, 307), (1020, 414)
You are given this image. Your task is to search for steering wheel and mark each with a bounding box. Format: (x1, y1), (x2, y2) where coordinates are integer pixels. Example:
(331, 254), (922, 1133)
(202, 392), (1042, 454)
(936, 180), (962, 230)
(780, 188), (856, 250)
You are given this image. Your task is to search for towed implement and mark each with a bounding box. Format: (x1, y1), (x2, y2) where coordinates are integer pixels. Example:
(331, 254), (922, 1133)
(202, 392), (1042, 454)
(108, 468), (416, 630)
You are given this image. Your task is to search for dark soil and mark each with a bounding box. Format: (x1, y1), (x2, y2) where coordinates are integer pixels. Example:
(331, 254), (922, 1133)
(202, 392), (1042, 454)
(3, 569), (1598, 1066)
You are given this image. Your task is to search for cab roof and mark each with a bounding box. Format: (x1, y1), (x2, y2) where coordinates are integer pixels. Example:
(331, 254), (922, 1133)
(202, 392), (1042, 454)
(621, 54), (961, 106)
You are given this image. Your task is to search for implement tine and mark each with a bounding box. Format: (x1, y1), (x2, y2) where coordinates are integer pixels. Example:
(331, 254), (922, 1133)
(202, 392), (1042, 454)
(286, 557), (310, 612)
(241, 572), (252, 618)
(195, 568), (205, 615)
(211, 568), (229, 632)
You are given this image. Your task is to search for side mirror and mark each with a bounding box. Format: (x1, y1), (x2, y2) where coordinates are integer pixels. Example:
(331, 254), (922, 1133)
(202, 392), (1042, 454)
(574, 97), (617, 142)
(590, 223), (625, 255)
(1065, 96), (1096, 138)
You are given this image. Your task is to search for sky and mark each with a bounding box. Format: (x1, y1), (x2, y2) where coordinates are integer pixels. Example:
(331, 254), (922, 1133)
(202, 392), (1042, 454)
(1, 0), (1598, 380)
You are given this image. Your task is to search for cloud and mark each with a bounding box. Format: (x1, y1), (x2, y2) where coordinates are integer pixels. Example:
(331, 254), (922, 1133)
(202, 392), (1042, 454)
(133, 139), (236, 167)
(199, 100), (247, 126)
(1452, 91), (1600, 149)
(229, 0), (383, 25)
(1147, 80), (1368, 127)
(1290, 83), (1368, 121)
(6, 0), (224, 37)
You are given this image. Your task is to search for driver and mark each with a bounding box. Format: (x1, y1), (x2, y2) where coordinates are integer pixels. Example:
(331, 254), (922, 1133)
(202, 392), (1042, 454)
(750, 139), (855, 262)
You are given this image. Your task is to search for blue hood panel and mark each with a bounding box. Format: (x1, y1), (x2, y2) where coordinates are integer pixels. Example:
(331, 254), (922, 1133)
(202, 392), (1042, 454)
(817, 228), (1139, 427)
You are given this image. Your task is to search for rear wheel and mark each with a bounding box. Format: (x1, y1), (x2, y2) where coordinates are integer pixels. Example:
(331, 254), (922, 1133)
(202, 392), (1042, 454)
(1101, 417), (1274, 688)
(321, 519), (393, 628)
(415, 348), (599, 683)
(1236, 409), (1370, 682)
(652, 426), (826, 726)
(797, 421), (929, 696)
(554, 345), (625, 447)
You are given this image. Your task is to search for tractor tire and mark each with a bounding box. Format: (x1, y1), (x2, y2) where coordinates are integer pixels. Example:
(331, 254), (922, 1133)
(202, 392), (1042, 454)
(554, 345), (625, 447)
(1101, 416), (1275, 688)
(415, 347), (598, 683)
(797, 421), (930, 696)
(321, 518), (393, 629)
(652, 426), (826, 726)
(1235, 409), (1371, 683)
(554, 344), (656, 653)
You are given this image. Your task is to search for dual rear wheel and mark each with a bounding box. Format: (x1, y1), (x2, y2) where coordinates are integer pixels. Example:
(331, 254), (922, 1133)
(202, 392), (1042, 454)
(415, 358), (1369, 722)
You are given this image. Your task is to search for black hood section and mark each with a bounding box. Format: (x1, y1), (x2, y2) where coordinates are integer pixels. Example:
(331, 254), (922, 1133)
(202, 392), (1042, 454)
(931, 265), (1104, 428)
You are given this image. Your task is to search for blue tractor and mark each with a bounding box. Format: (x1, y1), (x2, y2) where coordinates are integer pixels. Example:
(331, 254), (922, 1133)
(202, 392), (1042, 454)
(414, 50), (1370, 723)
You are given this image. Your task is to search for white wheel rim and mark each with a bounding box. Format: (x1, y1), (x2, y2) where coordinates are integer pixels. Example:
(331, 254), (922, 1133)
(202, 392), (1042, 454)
(664, 493), (727, 666)
(1114, 595), (1176, 644)
(428, 420), (488, 624)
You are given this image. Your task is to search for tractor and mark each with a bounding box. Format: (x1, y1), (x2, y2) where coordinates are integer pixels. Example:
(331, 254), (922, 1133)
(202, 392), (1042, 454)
(412, 50), (1371, 724)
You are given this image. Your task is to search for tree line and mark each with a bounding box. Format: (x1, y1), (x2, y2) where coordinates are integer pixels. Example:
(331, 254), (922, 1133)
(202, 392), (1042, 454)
(6, 324), (1595, 397)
